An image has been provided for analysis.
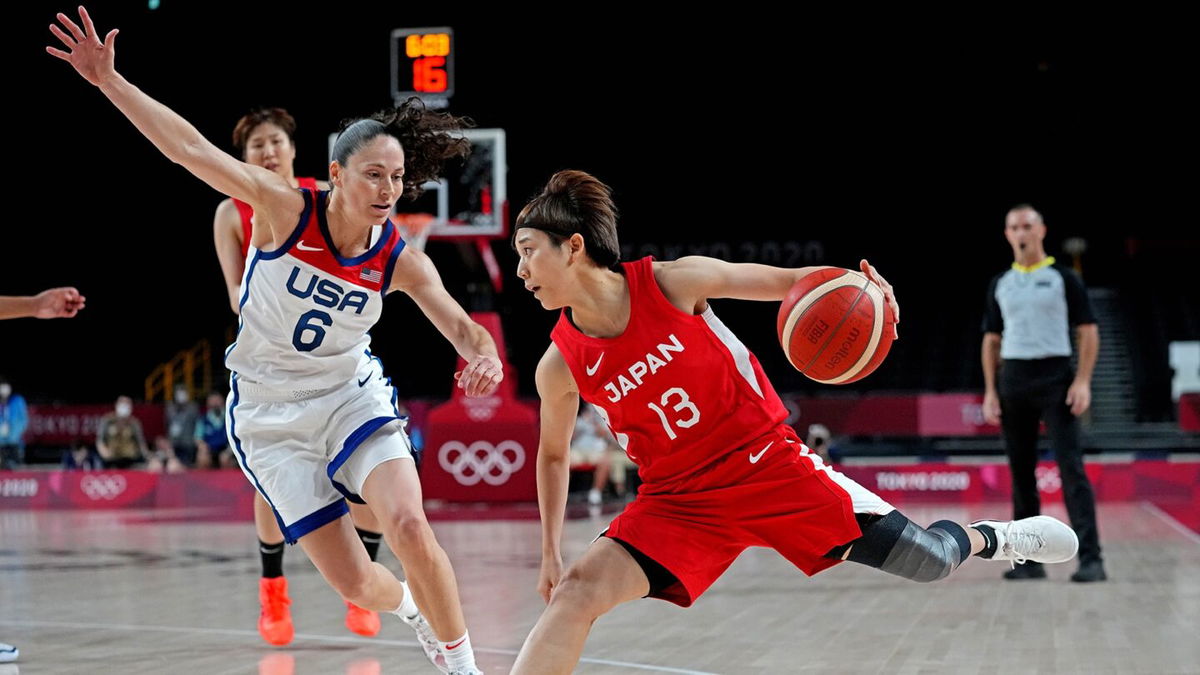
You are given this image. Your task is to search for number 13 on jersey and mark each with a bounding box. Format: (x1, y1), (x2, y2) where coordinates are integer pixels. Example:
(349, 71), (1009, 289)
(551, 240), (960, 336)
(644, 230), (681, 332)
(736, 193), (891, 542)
(647, 387), (700, 440)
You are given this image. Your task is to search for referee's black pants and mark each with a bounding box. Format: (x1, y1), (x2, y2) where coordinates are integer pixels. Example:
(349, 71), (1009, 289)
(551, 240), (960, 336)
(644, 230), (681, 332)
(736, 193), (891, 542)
(999, 357), (1103, 564)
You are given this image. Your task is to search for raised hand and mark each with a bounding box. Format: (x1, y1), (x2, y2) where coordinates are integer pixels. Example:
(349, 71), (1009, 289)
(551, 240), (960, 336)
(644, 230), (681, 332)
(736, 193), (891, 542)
(46, 6), (119, 87)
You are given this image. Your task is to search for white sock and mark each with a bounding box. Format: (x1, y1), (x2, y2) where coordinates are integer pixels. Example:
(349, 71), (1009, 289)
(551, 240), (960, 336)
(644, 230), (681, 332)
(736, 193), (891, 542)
(440, 631), (475, 670)
(392, 579), (420, 620)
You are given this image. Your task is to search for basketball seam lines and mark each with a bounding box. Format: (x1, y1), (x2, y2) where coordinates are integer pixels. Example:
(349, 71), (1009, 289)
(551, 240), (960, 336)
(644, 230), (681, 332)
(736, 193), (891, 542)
(825, 285), (885, 384)
(797, 276), (871, 376)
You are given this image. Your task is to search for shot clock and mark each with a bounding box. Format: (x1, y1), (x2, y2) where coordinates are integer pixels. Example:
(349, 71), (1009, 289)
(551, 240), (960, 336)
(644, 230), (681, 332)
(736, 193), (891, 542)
(391, 27), (454, 108)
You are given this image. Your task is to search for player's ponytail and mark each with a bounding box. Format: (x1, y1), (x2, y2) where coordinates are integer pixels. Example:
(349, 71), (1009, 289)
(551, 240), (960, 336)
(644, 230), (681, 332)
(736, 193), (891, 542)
(332, 98), (473, 200)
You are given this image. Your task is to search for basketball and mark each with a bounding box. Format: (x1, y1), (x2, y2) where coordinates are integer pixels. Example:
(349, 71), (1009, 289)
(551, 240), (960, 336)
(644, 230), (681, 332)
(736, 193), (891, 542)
(777, 267), (896, 384)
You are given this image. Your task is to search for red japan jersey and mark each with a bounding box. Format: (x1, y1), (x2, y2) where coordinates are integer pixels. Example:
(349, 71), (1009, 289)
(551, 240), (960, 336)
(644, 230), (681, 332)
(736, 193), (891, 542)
(235, 177), (320, 258)
(551, 257), (789, 489)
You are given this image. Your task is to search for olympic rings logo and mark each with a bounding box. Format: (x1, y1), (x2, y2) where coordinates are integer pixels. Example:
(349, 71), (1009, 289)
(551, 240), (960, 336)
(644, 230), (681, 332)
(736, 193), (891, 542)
(80, 474), (128, 500)
(438, 440), (526, 486)
(1035, 465), (1062, 493)
(462, 396), (500, 422)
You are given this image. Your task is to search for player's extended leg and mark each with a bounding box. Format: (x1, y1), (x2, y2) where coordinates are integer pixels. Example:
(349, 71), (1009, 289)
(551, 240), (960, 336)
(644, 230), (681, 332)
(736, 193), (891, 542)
(297, 512), (444, 671)
(360, 452), (480, 674)
(345, 501), (386, 636)
(296, 514), (405, 611)
(253, 491), (293, 646)
(511, 537), (652, 675)
(826, 510), (1078, 582)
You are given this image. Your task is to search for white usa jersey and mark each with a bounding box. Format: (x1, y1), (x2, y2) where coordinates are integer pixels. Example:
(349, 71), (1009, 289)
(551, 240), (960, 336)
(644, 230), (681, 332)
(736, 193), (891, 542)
(225, 189), (406, 390)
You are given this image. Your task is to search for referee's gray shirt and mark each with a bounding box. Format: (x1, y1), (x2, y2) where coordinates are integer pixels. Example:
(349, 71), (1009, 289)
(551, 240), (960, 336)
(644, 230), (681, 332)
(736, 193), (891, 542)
(983, 257), (1097, 360)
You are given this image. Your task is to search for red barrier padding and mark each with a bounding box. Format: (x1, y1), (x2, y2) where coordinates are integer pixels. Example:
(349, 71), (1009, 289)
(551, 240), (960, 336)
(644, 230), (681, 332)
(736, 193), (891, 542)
(3, 460), (1196, 511)
(24, 403), (165, 445)
(1179, 393), (1200, 432)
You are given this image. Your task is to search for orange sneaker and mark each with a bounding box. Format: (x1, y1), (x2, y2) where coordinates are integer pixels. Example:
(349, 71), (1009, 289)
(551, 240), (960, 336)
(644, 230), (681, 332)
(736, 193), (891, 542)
(258, 577), (294, 646)
(345, 601), (381, 637)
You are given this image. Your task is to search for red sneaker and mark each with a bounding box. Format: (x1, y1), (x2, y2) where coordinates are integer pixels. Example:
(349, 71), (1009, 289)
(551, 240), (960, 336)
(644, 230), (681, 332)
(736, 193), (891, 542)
(345, 601), (382, 637)
(258, 577), (294, 646)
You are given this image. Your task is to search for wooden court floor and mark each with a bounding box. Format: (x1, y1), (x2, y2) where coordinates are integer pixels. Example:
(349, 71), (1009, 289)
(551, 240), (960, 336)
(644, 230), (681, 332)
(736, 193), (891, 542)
(2, 502), (1198, 674)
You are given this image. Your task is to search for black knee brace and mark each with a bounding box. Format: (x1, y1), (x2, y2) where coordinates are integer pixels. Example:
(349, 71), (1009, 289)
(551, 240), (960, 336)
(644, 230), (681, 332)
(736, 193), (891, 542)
(827, 511), (971, 583)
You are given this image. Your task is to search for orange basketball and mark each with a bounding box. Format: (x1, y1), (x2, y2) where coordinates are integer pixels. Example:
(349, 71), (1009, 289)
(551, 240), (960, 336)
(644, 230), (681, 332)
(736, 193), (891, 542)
(777, 267), (896, 384)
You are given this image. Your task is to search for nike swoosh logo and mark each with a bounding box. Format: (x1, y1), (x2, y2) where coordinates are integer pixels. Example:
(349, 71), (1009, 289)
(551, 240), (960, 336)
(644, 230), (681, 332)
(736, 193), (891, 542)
(749, 441), (773, 464)
(446, 638), (466, 650)
(586, 353), (605, 376)
(296, 240), (323, 251)
(358, 375), (372, 387)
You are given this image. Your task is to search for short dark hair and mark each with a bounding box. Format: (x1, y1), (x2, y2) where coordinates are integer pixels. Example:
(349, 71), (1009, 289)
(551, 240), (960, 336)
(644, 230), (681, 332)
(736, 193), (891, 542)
(232, 107), (297, 153)
(1007, 203), (1044, 223)
(515, 170), (621, 270)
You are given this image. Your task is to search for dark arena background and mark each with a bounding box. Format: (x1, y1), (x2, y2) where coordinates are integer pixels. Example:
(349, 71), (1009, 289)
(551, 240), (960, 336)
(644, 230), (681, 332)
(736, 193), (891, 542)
(1, 3), (1196, 673)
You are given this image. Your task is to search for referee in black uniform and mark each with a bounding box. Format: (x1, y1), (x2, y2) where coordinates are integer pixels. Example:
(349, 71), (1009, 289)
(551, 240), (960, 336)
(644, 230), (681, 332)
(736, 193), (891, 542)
(981, 204), (1106, 582)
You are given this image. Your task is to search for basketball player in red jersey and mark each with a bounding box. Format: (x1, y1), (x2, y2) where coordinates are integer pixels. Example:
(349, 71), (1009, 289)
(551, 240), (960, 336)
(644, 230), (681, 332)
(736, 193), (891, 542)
(214, 108), (324, 312)
(509, 170), (1081, 672)
(212, 107), (386, 645)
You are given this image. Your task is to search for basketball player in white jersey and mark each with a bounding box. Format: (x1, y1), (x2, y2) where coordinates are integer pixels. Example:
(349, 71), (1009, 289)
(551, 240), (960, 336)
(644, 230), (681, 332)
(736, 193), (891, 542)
(50, 8), (492, 673)
(213, 106), (390, 646)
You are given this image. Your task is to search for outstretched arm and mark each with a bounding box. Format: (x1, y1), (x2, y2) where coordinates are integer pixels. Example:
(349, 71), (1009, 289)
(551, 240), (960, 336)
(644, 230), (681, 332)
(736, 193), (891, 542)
(389, 248), (503, 397)
(47, 7), (302, 239)
(0, 288), (86, 320)
(655, 256), (899, 336)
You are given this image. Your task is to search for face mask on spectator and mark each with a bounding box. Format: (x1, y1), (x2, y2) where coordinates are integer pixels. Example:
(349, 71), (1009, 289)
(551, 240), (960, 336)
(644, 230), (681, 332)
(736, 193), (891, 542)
(0, 384), (11, 398)
(116, 402), (132, 418)
(175, 389), (189, 404)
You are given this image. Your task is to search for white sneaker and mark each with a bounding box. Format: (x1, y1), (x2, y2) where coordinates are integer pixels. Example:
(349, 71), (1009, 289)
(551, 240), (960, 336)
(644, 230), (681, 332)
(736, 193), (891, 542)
(0, 643), (17, 663)
(401, 611), (448, 673)
(587, 488), (602, 505)
(448, 669), (483, 675)
(971, 516), (1079, 567)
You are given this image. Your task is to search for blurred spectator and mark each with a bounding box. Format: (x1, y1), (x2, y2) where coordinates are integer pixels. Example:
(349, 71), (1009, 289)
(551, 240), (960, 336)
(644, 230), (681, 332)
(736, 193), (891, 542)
(165, 385), (200, 466)
(96, 395), (149, 469)
(606, 441), (636, 503)
(61, 440), (104, 471)
(147, 436), (187, 474)
(570, 403), (635, 505)
(805, 423), (833, 464)
(195, 392), (232, 468)
(0, 377), (28, 470)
